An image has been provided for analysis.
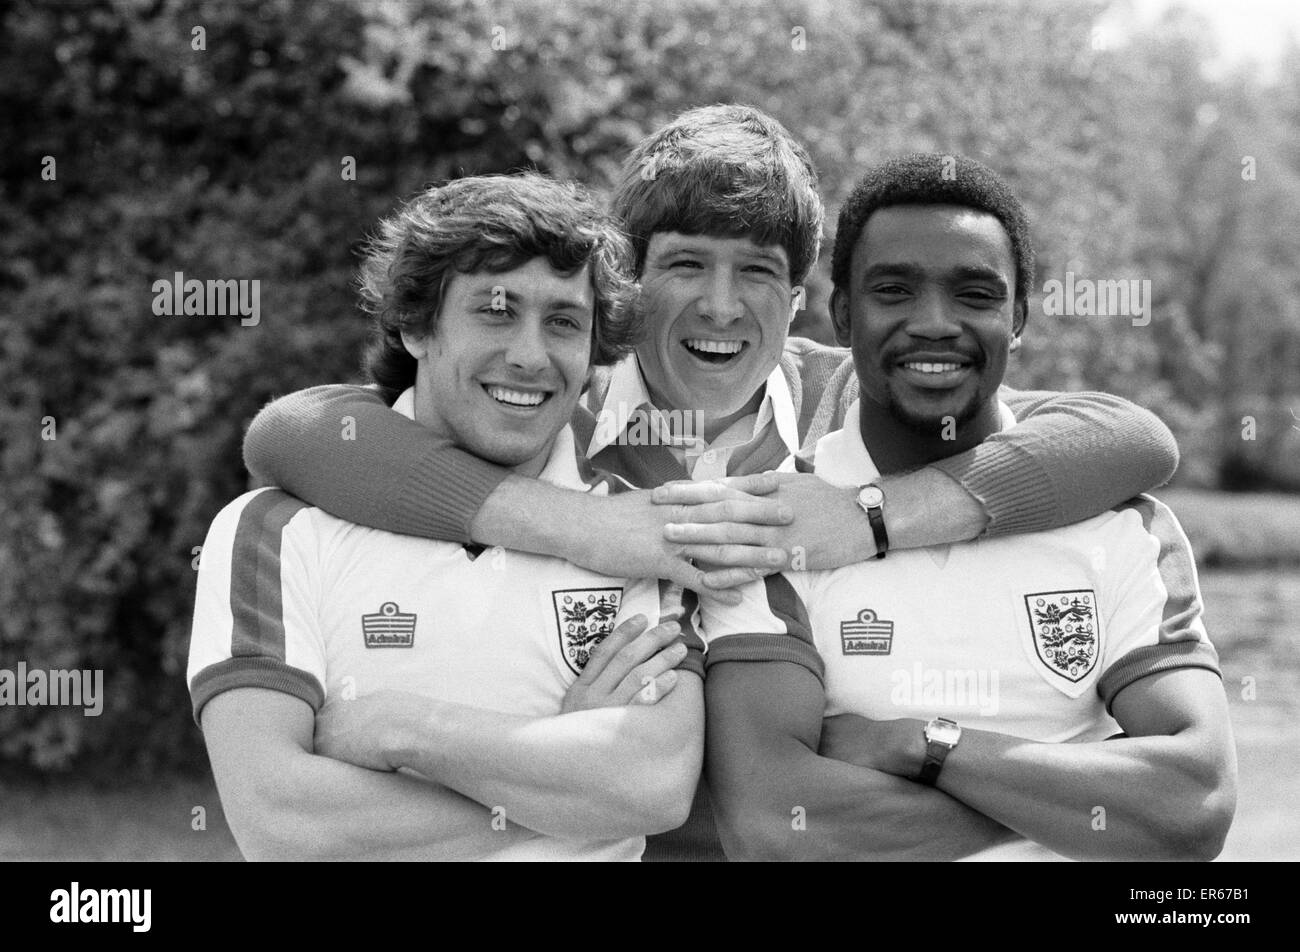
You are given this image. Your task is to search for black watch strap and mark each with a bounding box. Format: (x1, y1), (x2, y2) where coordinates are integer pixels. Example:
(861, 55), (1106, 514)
(856, 485), (889, 560)
(918, 750), (947, 785)
(865, 505), (889, 561)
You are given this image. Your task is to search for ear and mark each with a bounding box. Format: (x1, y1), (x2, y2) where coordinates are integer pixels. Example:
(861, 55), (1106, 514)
(400, 327), (428, 361)
(830, 287), (852, 348)
(1010, 299), (1028, 352)
(789, 284), (805, 326)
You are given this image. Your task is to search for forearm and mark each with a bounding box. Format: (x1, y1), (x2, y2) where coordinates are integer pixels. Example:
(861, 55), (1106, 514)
(227, 751), (538, 861)
(712, 740), (1013, 861)
(242, 385), (508, 541)
(877, 467), (988, 551)
(705, 663), (1011, 860)
(935, 728), (1228, 860)
(467, 474), (596, 559)
(389, 687), (702, 839)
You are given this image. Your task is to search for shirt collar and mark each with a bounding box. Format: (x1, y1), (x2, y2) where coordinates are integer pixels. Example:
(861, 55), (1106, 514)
(395, 387), (590, 492)
(813, 399), (1018, 487)
(585, 355), (800, 458)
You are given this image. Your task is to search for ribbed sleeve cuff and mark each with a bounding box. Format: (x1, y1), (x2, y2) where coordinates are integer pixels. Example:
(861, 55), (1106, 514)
(400, 445), (513, 543)
(1097, 641), (1223, 714)
(704, 633), (825, 686)
(677, 646), (706, 680)
(931, 440), (1060, 537)
(190, 657), (325, 725)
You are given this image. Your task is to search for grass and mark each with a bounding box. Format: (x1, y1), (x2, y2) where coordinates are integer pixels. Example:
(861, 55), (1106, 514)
(0, 772), (241, 861)
(1158, 489), (1300, 567)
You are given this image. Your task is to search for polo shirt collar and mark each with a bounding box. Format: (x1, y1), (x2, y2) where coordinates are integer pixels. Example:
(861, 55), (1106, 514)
(585, 354), (800, 458)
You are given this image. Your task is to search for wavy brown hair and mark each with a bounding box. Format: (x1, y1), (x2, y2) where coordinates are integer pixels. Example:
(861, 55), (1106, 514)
(360, 172), (640, 401)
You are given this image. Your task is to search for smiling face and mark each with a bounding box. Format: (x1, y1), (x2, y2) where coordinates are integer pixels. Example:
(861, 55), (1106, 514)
(402, 257), (595, 476)
(831, 204), (1025, 433)
(634, 232), (796, 431)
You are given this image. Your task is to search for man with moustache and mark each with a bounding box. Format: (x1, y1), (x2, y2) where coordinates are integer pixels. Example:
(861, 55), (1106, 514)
(240, 106), (1183, 859)
(699, 155), (1236, 861)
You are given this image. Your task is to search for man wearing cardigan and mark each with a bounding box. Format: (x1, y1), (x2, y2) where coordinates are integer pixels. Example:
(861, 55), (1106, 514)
(242, 106), (1180, 860)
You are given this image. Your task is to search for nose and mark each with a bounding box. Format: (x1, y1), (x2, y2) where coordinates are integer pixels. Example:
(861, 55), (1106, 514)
(907, 288), (962, 341)
(504, 316), (551, 375)
(700, 269), (745, 327)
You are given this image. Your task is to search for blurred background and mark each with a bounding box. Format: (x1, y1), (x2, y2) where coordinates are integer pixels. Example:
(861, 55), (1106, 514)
(1, 0), (1297, 860)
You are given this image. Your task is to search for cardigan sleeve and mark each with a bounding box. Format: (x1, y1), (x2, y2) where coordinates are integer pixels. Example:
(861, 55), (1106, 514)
(242, 385), (510, 542)
(930, 387), (1179, 536)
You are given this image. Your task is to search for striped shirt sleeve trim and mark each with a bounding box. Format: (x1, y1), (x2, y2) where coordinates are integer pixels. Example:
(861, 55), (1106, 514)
(658, 580), (706, 679)
(1096, 495), (1221, 711)
(229, 489), (311, 661)
(1098, 640), (1222, 714)
(704, 633), (825, 685)
(703, 574), (824, 684)
(1123, 496), (1205, 645)
(191, 656), (325, 725)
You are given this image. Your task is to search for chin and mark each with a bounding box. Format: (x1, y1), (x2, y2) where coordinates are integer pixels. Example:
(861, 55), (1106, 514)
(889, 394), (980, 434)
(471, 439), (551, 469)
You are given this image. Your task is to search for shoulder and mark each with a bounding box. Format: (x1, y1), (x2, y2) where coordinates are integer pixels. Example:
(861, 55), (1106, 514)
(782, 337), (856, 399)
(782, 336), (851, 370)
(202, 488), (333, 556)
(1108, 494), (1193, 550)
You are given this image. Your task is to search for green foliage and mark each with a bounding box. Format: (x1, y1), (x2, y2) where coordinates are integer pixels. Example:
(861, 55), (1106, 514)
(2, 0), (1298, 772)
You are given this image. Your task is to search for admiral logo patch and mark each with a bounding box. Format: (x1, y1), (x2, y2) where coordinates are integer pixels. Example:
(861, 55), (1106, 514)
(553, 588), (622, 675)
(841, 608), (894, 655)
(1024, 590), (1098, 682)
(362, 601), (416, 648)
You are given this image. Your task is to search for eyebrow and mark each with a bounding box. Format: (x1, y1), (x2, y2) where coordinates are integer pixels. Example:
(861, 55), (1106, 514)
(861, 262), (1009, 290)
(468, 288), (592, 312)
(652, 243), (789, 266)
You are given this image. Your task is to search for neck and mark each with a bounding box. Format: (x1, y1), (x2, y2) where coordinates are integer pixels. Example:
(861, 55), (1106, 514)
(858, 398), (1003, 474)
(510, 446), (554, 479)
(644, 384), (764, 444)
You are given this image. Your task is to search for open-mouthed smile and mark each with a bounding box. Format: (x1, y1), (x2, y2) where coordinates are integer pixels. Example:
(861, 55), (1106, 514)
(482, 384), (553, 409)
(680, 338), (749, 367)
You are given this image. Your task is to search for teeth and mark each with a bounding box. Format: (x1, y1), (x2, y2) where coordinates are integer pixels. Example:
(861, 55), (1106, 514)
(685, 339), (744, 354)
(902, 361), (963, 374)
(487, 386), (546, 407)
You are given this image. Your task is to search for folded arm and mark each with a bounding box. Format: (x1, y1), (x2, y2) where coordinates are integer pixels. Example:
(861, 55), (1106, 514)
(316, 673), (704, 840)
(853, 668), (1237, 860)
(705, 659), (1014, 861)
(201, 688), (541, 861)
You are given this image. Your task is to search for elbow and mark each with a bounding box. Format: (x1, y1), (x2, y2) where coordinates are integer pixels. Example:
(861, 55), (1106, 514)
(1134, 405), (1180, 488)
(1177, 785), (1237, 862)
(221, 776), (340, 862)
(624, 744), (701, 836)
(1154, 773), (1237, 862)
(712, 784), (813, 862)
(716, 804), (810, 862)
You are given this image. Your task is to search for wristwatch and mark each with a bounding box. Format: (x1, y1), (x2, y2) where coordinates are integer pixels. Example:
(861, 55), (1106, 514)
(919, 717), (961, 785)
(855, 483), (889, 560)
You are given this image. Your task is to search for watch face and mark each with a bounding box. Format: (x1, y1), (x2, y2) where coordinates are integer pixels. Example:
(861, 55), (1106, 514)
(928, 720), (961, 746)
(858, 486), (884, 508)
